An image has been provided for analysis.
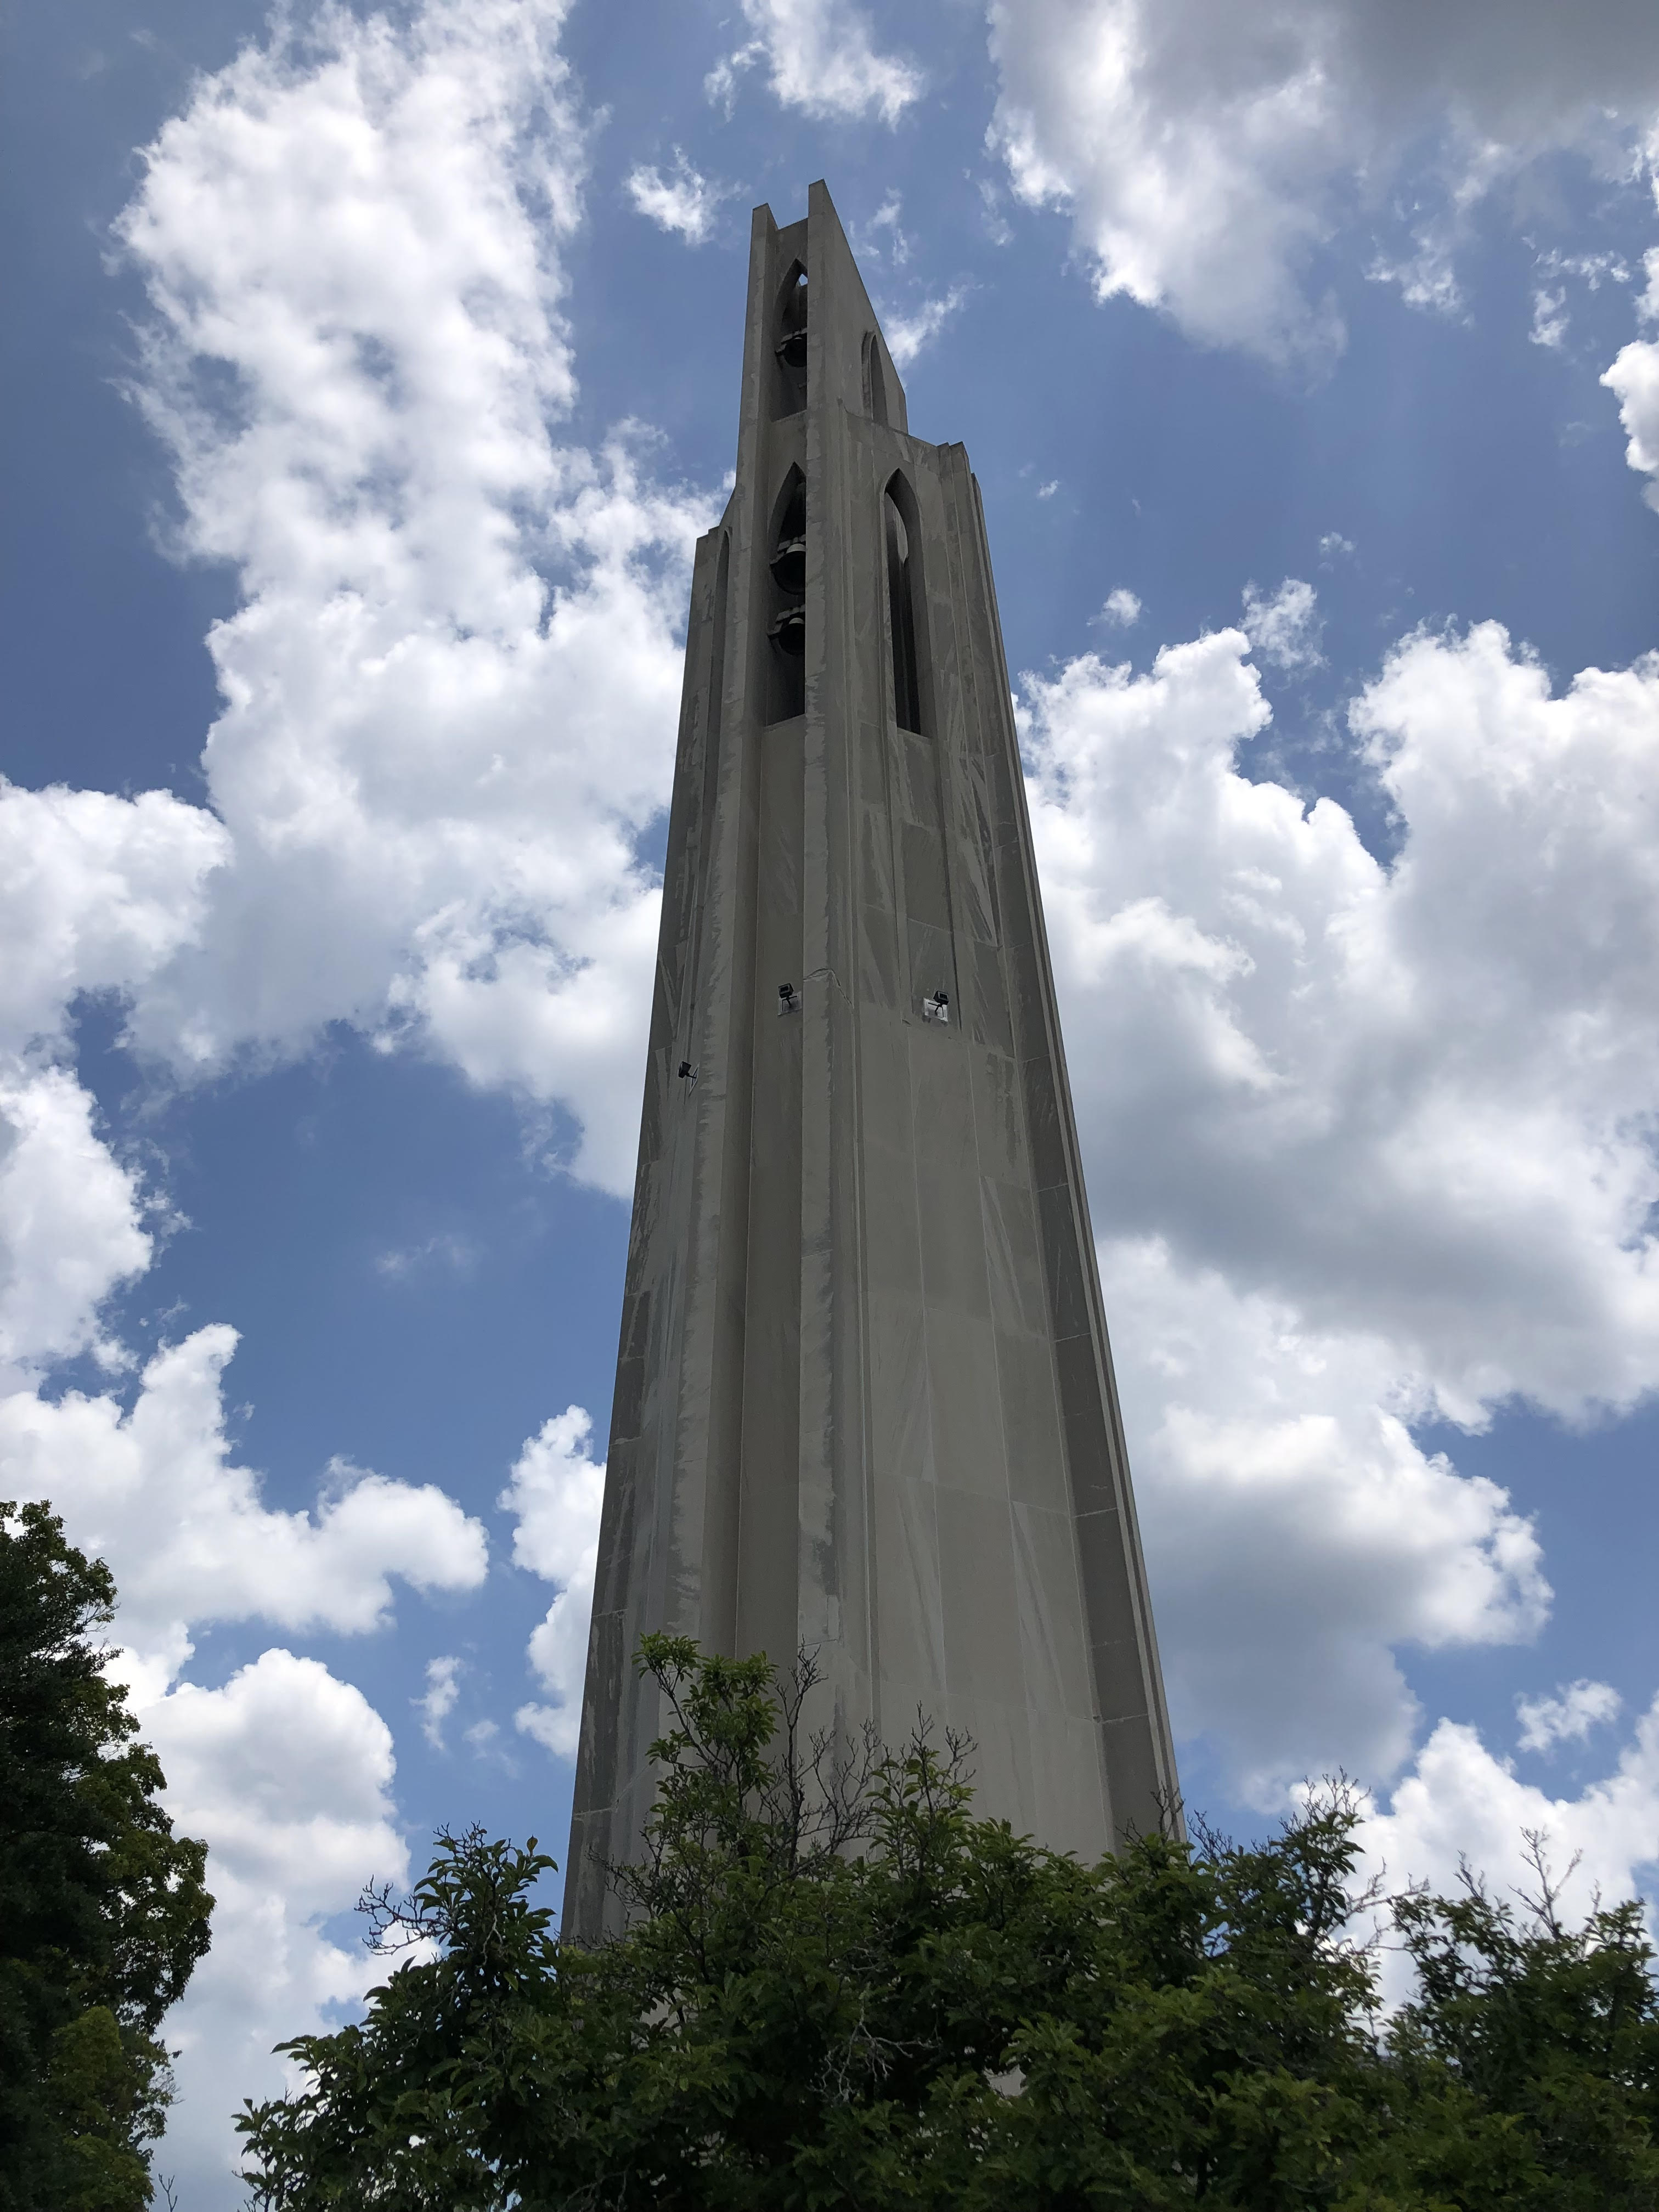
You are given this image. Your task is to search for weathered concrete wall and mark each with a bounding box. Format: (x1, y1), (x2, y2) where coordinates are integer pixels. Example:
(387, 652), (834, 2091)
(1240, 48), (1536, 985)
(566, 184), (1178, 1943)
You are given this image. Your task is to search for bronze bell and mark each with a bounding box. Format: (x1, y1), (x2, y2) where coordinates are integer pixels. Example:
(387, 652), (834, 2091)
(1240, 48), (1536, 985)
(768, 603), (806, 654)
(769, 533), (806, 594)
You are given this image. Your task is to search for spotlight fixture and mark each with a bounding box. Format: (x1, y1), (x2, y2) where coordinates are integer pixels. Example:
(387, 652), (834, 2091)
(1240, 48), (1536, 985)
(922, 988), (950, 1025)
(778, 982), (799, 1014)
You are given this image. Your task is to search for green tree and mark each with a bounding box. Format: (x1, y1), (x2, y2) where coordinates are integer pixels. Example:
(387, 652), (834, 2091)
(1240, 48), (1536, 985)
(0, 1501), (214, 2211)
(238, 1637), (1659, 2210)
(1384, 1835), (1659, 2210)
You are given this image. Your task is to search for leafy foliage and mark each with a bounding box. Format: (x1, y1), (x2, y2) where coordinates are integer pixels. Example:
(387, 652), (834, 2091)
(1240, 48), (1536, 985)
(0, 1501), (213, 2211)
(239, 1636), (1659, 2209)
(1387, 1836), (1659, 2210)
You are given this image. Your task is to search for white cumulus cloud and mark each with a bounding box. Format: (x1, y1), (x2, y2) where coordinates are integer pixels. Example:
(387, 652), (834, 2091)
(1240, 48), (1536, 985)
(626, 150), (733, 245)
(1027, 623), (1659, 1427)
(0, 781), (230, 1382)
(418, 1653), (464, 1748)
(1531, 286), (1570, 348)
(1107, 1239), (1547, 1804)
(1099, 586), (1141, 627)
(0, 1325), (488, 1696)
(1516, 1677), (1623, 1754)
(885, 284), (970, 368)
(0, 1067), (152, 1383)
(1362, 1695), (1659, 1996)
(1604, 336), (1659, 512)
(706, 0), (922, 125)
(1242, 576), (1323, 671)
(0, 781), (227, 1056)
(110, 0), (712, 1196)
(499, 1404), (604, 1758)
(139, 1650), (407, 2199)
(0, 1318), (487, 2197)
(986, 0), (1659, 360)
(1021, 616), (1659, 1796)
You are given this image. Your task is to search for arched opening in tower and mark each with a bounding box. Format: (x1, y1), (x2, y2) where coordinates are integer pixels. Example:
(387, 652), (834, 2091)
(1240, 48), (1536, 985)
(766, 466), (806, 723)
(863, 332), (889, 426)
(772, 262), (808, 418)
(883, 477), (924, 735)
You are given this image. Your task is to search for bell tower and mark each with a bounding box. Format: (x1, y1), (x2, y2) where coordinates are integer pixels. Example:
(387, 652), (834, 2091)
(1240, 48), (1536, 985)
(565, 182), (1178, 1939)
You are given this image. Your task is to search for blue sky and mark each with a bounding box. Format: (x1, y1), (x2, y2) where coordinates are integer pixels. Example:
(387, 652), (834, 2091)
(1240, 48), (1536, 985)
(5, 0), (1659, 2194)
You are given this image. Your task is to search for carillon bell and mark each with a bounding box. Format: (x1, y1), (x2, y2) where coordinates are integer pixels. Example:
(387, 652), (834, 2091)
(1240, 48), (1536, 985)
(768, 602), (806, 654)
(769, 532), (806, 594)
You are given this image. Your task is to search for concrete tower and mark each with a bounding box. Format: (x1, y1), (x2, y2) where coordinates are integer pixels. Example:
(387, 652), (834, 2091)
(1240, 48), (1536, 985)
(566, 183), (1178, 1942)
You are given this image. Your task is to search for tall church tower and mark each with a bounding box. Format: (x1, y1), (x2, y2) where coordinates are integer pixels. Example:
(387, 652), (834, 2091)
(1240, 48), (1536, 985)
(566, 184), (1178, 1940)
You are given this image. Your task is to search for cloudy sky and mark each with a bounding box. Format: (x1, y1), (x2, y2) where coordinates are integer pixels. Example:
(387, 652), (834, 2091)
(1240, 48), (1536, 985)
(5, 0), (1659, 2192)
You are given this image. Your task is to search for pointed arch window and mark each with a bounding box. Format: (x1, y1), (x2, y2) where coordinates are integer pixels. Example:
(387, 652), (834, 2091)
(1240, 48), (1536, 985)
(862, 332), (889, 426)
(765, 465), (806, 723)
(883, 476), (924, 735)
(772, 261), (808, 418)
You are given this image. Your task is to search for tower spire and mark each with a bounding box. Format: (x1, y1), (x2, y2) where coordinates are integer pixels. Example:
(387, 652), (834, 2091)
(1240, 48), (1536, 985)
(566, 183), (1178, 1940)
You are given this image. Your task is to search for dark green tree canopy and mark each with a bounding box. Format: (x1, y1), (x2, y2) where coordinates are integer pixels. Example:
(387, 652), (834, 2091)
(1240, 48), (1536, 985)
(240, 1637), (1659, 2211)
(0, 1500), (214, 2212)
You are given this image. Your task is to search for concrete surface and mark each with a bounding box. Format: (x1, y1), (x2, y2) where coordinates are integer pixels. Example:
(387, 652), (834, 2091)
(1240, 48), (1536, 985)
(565, 183), (1180, 1943)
